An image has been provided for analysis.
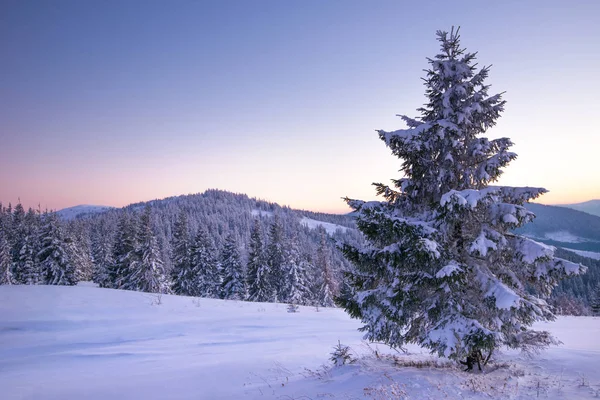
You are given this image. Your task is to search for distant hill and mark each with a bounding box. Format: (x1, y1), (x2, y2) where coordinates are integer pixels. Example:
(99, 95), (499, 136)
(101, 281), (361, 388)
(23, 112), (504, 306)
(559, 199), (600, 217)
(517, 203), (600, 253)
(57, 205), (114, 220)
(74, 189), (361, 288)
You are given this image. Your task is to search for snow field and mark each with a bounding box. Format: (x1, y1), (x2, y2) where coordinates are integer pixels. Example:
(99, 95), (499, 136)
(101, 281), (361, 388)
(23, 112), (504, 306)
(1, 285), (599, 399)
(564, 248), (600, 260)
(543, 231), (589, 244)
(299, 217), (350, 235)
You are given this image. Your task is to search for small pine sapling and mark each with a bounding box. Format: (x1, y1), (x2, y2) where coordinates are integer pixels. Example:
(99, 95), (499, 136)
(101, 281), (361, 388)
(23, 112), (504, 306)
(330, 341), (355, 367)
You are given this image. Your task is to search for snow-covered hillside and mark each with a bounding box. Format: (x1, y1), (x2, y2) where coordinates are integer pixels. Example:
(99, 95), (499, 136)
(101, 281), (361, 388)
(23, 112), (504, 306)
(518, 203), (600, 253)
(56, 205), (113, 220)
(543, 231), (589, 244)
(564, 248), (600, 261)
(1, 285), (599, 399)
(250, 210), (352, 235)
(300, 216), (350, 235)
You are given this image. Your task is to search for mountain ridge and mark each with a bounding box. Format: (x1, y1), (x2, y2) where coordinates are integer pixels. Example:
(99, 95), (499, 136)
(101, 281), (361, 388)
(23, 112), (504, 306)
(557, 199), (600, 217)
(56, 205), (114, 221)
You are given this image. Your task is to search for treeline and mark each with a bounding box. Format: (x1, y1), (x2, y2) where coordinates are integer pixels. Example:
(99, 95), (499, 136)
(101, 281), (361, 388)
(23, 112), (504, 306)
(0, 203), (91, 285)
(0, 190), (363, 307)
(549, 248), (600, 315)
(3, 189), (599, 314)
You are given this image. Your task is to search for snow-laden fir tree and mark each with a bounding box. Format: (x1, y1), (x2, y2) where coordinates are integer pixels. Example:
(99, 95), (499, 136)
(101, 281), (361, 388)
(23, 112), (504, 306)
(590, 283), (600, 316)
(91, 220), (115, 288)
(110, 212), (139, 289)
(247, 218), (273, 302)
(339, 28), (585, 363)
(171, 212), (195, 295)
(267, 214), (286, 301)
(10, 203), (27, 274)
(37, 212), (77, 286)
(18, 234), (39, 284)
(69, 224), (93, 282)
(316, 229), (336, 307)
(0, 230), (14, 285)
(191, 228), (221, 298)
(220, 233), (246, 300)
(129, 206), (168, 293)
(16, 208), (42, 285)
(281, 232), (311, 305)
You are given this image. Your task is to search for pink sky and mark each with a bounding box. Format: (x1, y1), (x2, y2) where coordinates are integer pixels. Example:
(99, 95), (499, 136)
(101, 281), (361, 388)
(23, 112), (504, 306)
(1, 1), (599, 213)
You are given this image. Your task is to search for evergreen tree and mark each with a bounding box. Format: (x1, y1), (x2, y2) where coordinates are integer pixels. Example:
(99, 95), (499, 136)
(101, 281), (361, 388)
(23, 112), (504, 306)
(220, 233), (246, 300)
(129, 206), (168, 293)
(171, 212), (195, 295)
(110, 212), (139, 289)
(339, 28), (585, 363)
(18, 234), (40, 284)
(247, 218), (273, 302)
(10, 203), (27, 274)
(267, 214), (285, 301)
(191, 228), (220, 298)
(37, 212), (77, 286)
(91, 220), (115, 288)
(316, 229), (335, 307)
(0, 230), (14, 285)
(11, 208), (41, 284)
(590, 283), (600, 316)
(282, 233), (310, 305)
(69, 224), (93, 282)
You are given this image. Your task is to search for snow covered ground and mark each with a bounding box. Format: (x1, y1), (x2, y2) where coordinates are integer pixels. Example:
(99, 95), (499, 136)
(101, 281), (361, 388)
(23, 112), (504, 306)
(564, 248), (600, 260)
(250, 209), (274, 218)
(1, 285), (599, 399)
(543, 231), (589, 244)
(299, 217), (350, 235)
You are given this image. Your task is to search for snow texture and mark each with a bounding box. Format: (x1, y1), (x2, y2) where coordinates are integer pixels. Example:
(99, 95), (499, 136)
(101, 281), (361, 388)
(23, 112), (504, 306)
(563, 248), (600, 260)
(299, 217), (350, 235)
(1, 284), (599, 400)
(250, 209), (273, 217)
(544, 231), (588, 243)
(435, 263), (461, 278)
(515, 237), (555, 264)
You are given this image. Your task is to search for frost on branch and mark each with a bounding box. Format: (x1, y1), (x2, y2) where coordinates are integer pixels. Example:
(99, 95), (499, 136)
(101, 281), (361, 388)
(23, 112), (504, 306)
(338, 27), (585, 364)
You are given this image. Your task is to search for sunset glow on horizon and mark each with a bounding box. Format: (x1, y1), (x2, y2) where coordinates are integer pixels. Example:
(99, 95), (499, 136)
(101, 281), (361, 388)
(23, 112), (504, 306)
(1, 1), (599, 214)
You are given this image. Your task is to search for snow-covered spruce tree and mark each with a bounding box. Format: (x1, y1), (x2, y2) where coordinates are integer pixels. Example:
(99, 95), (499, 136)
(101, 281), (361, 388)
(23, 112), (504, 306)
(339, 28), (585, 364)
(129, 206), (168, 293)
(246, 218), (273, 302)
(171, 212), (195, 295)
(267, 214), (286, 301)
(0, 230), (14, 285)
(590, 283), (600, 316)
(110, 212), (139, 289)
(316, 229), (336, 307)
(91, 220), (114, 288)
(10, 203), (27, 278)
(15, 208), (42, 285)
(281, 233), (311, 305)
(68, 224), (94, 282)
(191, 228), (221, 298)
(18, 234), (40, 285)
(220, 233), (246, 300)
(37, 212), (77, 286)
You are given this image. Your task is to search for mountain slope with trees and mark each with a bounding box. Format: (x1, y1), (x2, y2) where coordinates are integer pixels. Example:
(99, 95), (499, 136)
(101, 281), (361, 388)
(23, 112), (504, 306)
(0, 190), (361, 307)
